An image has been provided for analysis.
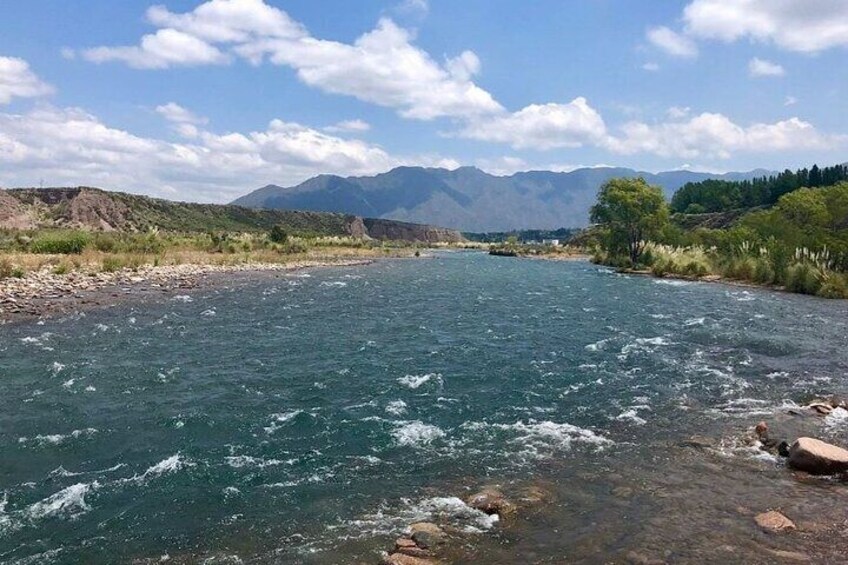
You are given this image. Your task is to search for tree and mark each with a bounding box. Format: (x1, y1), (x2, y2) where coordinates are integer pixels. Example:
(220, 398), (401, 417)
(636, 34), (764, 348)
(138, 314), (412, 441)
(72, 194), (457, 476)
(590, 177), (670, 265)
(269, 225), (289, 244)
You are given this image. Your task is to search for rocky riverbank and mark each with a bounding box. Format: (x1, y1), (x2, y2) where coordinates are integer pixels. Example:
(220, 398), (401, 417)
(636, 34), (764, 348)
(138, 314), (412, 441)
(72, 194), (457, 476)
(0, 259), (373, 323)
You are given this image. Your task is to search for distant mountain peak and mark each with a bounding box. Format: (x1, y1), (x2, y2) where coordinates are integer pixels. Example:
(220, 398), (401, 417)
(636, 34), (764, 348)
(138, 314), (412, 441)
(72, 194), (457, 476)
(231, 166), (773, 232)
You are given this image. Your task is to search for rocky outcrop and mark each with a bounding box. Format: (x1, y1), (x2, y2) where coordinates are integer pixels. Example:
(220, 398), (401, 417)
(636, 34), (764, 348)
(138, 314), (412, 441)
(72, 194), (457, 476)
(0, 190), (35, 230)
(362, 218), (465, 244)
(754, 510), (796, 533)
(788, 437), (848, 475)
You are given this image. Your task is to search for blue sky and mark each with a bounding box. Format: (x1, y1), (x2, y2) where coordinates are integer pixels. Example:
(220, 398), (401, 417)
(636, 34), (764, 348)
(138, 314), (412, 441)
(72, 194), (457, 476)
(0, 0), (846, 202)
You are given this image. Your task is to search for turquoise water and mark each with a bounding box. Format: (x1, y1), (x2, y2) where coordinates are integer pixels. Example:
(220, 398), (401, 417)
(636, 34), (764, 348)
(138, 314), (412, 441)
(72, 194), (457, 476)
(2, 252), (848, 563)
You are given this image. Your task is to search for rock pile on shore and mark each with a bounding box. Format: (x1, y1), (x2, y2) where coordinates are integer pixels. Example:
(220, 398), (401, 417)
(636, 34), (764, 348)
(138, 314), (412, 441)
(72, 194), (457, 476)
(0, 259), (371, 321)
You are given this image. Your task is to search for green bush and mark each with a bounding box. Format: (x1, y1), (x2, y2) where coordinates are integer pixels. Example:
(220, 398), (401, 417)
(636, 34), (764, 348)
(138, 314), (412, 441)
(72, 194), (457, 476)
(101, 256), (125, 273)
(785, 263), (822, 295)
(818, 272), (848, 299)
(269, 225), (289, 244)
(30, 231), (90, 254)
(752, 258), (775, 285)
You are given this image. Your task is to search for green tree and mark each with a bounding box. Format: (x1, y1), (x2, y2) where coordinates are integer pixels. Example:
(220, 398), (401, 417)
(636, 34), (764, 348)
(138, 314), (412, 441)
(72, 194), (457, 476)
(590, 177), (670, 265)
(269, 225), (289, 244)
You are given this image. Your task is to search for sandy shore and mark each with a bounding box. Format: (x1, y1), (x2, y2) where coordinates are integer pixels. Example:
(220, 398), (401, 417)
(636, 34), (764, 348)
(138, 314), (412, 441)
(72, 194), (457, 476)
(0, 259), (373, 324)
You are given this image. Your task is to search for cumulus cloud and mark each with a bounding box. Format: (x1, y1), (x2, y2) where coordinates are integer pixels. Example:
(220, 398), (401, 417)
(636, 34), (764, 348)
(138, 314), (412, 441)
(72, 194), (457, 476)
(156, 102), (208, 124)
(606, 113), (843, 159)
(324, 119), (371, 133)
(457, 98), (608, 150)
(683, 0), (848, 52)
(642, 62), (660, 72)
(80, 1), (500, 120)
(0, 56), (53, 104)
(83, 29), (229, 69)
(646, 26), (699, 58)
(0, 105), (456, 201)
(748, 57), (785, 77)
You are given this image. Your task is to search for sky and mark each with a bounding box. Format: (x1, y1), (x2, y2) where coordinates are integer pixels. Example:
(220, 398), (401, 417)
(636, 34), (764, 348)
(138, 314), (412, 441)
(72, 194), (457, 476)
(0, 0), (846, 203)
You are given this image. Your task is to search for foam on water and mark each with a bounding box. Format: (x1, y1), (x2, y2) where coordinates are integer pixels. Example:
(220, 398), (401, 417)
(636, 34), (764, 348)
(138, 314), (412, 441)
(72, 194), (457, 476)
(18, 428), (98, 447)
(397, 373), (443, 389)
(385, 400), (408, 416)
(25, 482), (98, 521)
(392, 421), (446, 447)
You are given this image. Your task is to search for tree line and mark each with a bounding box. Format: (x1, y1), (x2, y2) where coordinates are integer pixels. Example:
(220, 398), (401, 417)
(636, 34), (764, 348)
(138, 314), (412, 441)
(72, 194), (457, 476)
(671, 164), (848, 214)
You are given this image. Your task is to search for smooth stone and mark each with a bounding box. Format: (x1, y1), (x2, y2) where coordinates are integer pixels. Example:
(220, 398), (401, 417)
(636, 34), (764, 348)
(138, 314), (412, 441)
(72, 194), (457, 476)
(754, 510), (796, 533)
(788, 437), (848, 475)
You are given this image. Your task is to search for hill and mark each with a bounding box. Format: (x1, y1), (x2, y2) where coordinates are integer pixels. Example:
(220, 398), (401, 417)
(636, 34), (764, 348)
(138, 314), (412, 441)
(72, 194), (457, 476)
(232, 166), (770, 232)
(0, 187), (464, 243)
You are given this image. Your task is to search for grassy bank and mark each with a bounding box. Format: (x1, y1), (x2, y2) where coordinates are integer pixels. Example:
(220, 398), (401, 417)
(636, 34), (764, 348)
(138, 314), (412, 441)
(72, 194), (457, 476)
(593, 242), (848, 299)
(0, 228), (423, 280)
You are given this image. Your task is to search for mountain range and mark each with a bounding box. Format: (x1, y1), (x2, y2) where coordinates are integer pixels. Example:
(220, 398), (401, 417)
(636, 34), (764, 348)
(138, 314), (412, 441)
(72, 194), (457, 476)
(232, 166), (772, 232)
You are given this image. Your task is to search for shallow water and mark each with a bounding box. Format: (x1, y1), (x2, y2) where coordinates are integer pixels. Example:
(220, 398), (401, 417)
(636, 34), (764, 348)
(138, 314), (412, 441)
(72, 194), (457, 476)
(2, 253), (848, 563)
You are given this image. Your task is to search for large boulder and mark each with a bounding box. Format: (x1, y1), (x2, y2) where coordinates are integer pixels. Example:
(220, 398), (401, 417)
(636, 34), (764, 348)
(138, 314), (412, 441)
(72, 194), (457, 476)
(788, 437), (848, 475)
(380, 553), (439, 565)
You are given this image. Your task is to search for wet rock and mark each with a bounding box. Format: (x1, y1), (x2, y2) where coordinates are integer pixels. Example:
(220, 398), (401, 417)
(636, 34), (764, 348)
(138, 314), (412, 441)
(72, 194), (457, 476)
(754, 510), (796, 533)
(395, 538), (418, 551)
(625, 550), (667, 564)
(807, 403), (833, 415)
(408, 522), (445, 540)
(466, 487), (516, 516)
(788, 437), (848, 475)
(680, 435), (715, 449)
(379, 554), (438, 565)
(410, 531), (440, 550)
(516, 484), (553, 506)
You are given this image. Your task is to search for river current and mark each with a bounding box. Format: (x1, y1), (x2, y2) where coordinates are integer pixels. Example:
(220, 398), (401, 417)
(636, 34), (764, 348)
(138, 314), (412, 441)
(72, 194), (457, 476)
(2, 252), (848, 563)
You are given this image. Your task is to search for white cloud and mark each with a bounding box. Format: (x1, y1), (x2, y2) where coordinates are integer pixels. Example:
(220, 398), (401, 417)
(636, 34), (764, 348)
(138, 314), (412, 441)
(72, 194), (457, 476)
(607, 113), (843, 159)
(324, 119), (371, 133)
(683, 0), (848, 52)
(83, 29), (228, 69)
(156, 102), (208, 125)
(457, 98), (607, 150)
(0, 105), (454, 201)
(0, 56), (53, 104)
(80, 2), (501, 120)
(394, 0), (429, 16)
(642, 62), (660, 72)
(784, 95), (798, 106)
(667, 106), (691, 119)
(748, 57), (785, 77)
(646, 26), (699, 58)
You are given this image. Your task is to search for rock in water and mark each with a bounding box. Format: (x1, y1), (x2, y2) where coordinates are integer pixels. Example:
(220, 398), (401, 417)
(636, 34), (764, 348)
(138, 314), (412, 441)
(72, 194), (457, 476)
(788, 437), (848, 475)
(466, 487), (516, 516)
(755, 510), (796, 533)
(380, 554), (438, 565)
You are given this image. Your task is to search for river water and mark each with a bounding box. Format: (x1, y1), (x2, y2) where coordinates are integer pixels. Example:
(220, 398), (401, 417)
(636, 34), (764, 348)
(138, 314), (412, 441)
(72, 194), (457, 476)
(2, 252), (848, 563)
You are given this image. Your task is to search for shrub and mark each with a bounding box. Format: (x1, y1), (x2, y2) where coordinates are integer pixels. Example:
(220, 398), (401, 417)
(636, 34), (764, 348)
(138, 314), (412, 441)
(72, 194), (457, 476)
(269, 225), (289, 244)
(101, 256), (125, 273)
(0, 258), (12, 279)
(818, 272), (848, 299)
(93, 234), (118, 253)
(785, 263), (822, 295)
(752, 258), (775, 285)
(53, 262), (70, 275)
(30, 231), (90, 254)
(11, 266), (25, 278)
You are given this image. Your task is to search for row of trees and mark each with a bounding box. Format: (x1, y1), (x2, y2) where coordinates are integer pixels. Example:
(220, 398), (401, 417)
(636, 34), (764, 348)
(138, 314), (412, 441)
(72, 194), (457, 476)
(671, 164), (848, 214)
